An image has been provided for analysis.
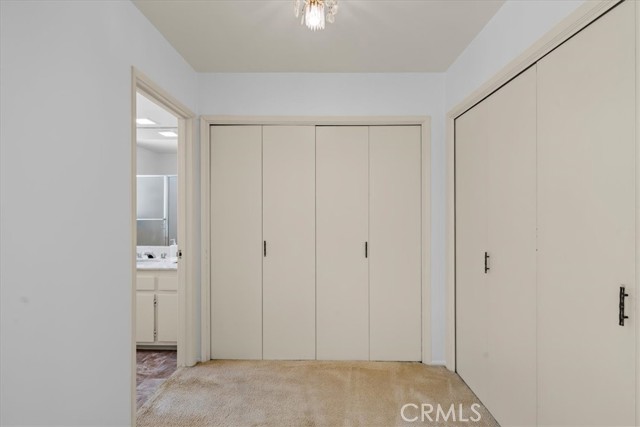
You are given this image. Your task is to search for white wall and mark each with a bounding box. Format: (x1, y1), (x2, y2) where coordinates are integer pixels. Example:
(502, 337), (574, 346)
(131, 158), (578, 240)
(0, 1), (197, 426)
(199, 72), (448, 362)
(137, 146), (178, 175)
(446, 0), (585, 111)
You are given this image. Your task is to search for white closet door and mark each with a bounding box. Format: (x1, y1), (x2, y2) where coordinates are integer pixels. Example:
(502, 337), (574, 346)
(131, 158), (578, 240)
(316, 126), (369, 360)
(537, 1), (636, 424)
(210, 125), (263, 360)
(369, 126), (421, 361)
(485, 66), (537, 426)
(455, 99), (489, 402)
(262, 126), (316, 360)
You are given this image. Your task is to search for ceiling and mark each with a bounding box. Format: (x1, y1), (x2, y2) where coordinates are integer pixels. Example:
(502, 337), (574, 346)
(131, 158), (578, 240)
(136, 92), (178, 153)
(133, 0), (504, 73)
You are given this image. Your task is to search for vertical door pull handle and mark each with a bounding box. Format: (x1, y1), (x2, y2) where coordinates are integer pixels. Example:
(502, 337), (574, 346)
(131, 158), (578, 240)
(263, 241), (267, 257)
(619, 286), (629, 326)
(365, 242), (368, 258)
(484, 252), (490, 274)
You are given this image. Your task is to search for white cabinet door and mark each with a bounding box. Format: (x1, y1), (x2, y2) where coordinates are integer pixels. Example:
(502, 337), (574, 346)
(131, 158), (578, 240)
(157, 294), (178, 343)
(369, 126), (421, 361)
(210, 125), (263, 360)
(262, 126), (316, 360)
(485, 66), (537, 427)
(136, 293), (155, 343)
(537, 1), (636, 424)
(316, 126), (369, 360)
(455, 97), (490, 402)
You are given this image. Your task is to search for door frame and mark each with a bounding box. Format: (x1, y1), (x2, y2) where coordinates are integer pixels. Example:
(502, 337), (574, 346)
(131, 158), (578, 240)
(131, 68), (198, 423)
(200, 115), (432, 364)
(445, 0), (639, 423)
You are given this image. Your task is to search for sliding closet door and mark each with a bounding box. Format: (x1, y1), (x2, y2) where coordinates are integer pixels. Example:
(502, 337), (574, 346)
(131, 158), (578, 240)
(210, 125), (263, 359)
(369, 126), (421, 361)
(455, 102), (489, 400)
(316, 126), (369, 360)
(485, 67), (537, 426)
(262, 126), (316, 360)
(537, 1), (636, 424)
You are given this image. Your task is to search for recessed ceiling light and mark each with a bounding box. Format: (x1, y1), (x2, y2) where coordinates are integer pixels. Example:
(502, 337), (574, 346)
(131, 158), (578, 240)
(136, 118), (156, 125)
(158, 131), (178, 137)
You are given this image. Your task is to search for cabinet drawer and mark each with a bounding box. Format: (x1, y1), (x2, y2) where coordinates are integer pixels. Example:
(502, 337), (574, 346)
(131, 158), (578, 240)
(137, 275), (155, 291)
(157, 274), (177, 291)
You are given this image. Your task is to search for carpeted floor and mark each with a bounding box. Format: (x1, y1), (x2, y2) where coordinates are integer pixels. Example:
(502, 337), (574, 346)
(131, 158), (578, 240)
(137, 360), (498, 427)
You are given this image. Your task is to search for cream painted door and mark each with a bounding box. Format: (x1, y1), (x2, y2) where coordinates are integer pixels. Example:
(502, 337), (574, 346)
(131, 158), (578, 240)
(262, 126), (316, 360)
(210, 125), (263, 360)
(369, 126), (421, 361)
(316, 126), (369, 360)
(485, 66), (537, 426)
(537, 1), (636, 424)
(156, 293), (177, 343)
(455, 98), (489, 401)
(136, 293), (155, 343)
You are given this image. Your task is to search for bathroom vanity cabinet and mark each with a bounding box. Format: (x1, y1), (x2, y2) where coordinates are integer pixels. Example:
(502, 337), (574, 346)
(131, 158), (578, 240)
(136, 269), (177, 346)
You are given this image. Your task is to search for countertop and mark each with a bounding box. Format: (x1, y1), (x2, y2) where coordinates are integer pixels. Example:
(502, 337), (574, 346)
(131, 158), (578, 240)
(136, 258), (178, 270)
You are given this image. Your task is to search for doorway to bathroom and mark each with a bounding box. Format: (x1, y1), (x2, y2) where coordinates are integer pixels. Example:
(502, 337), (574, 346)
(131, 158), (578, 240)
(131, 69), (197, 421)
(135, 90), (179, 409)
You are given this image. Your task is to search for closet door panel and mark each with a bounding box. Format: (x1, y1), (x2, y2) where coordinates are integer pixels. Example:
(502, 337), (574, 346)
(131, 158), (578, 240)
(485, 66), (537, 426)
(263, 126), (316, 360)
(455, 102), (489, 402)
(537, 1), (636, 424)
(369, 126), (422, 361)
(316, 126), (369, 360)
(210, 125), (263, 360)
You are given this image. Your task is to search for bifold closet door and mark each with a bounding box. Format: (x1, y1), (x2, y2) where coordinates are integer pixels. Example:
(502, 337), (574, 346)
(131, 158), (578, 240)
(262, 126), (316, 360)
(537, 1), (636, 424)
(455, 98), (489, 401)
(316, 126), (369, 360)
(369, 126), (421, 361)
(456, 67), (537, 427)
(210, 125), (263, 360)
(484, 66), (537, 426)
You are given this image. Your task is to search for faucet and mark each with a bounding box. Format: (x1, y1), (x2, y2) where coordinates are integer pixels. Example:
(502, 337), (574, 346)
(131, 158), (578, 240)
(143, 252), (155, 259)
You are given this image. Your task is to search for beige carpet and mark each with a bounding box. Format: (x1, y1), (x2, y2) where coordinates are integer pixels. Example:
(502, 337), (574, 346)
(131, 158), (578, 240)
(137, 360), (498, 427)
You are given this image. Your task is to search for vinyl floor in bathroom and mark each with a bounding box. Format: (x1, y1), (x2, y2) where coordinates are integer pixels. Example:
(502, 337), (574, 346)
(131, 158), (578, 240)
(136, 349), (177, 409)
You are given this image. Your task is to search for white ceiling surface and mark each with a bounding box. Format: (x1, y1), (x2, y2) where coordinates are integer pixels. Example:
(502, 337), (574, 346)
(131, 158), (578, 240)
(136, 92), (178, 153)
(133, 0), (505, 73)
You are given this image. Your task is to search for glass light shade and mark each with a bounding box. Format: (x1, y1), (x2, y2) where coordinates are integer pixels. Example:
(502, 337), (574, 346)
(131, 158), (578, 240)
(305, 2), (325, 31)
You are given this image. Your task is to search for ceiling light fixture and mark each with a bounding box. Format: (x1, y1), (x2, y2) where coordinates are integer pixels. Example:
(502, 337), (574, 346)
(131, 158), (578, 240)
(294, 0), (338, 31)
(158, 131), (178, 137)
(136, 118), (156, 125)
